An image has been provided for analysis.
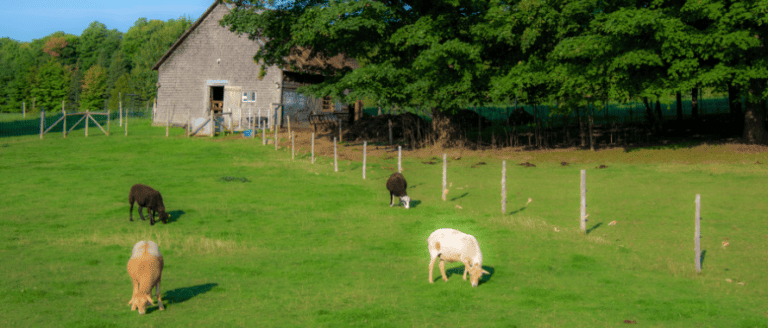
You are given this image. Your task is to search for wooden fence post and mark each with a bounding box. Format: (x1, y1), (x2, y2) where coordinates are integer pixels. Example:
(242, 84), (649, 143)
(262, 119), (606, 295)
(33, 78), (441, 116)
(398, 146), (402, 173)
(501, 160), (507, 213)
(262, 123), (266, 145)
(39, 109), (44, 139)
(166, 104), (171, 138)
(106, 110), (110, 136)
(695, 194), (702, 273)
(85, 110), (89, 137)
(311, 132), (315, 163)
(125, 110), (128, 136)
(119, 92), (122, 127)
(363, 141), (367, 179)
(334, 137), (338, 172)
(62, 101), (67, 138)
(581, 170), (587, 233)
(442, 154), (447, 201)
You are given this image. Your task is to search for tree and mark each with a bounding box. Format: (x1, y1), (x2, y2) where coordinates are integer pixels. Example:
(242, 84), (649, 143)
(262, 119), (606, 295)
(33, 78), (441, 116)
(123, 17), (192, 100)
(77, 21), (122, 71)
(81, 65), (108, 110)
(108, 73), (133, 111)
(220, 0), (494, 145)
(30, 59), (71, 112)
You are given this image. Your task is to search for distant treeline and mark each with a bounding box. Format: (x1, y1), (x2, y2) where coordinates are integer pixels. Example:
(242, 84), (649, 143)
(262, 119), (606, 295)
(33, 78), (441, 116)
(0, 17), (194, 113)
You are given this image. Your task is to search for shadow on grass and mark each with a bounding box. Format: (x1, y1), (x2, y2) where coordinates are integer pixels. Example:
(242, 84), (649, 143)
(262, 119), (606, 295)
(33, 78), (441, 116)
(450, 192), (469, 201)
(410, 200), (422, 208)
(433, 265), (495, 286)
(167, 210), (185, 224)
(147, 283), (218, 313)
(509, 206), (528, 215)
(700, 250), (707, 268)
(586, 222), (602, 234)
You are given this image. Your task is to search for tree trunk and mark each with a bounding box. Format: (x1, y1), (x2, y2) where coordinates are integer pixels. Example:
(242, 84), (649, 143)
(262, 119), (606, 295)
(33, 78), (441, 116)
(655, 96), (662, 120)
(588, 105), (595, 151)
(642, 97), (655, 126)
(728, 82), (743, 120)
(676, 91), (683, 121)
(691, 87), (699, 119)
(431, 107), (459, 147)
(578, 107), (585, 147)
(743, 80), (768, 144)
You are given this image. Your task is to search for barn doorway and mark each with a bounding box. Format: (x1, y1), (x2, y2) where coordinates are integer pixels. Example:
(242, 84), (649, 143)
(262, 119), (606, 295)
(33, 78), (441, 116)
(210, 86), (224, 114)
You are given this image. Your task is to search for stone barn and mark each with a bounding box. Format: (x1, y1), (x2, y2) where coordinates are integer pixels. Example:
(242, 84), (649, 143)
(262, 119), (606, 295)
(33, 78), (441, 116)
(151, 0), (361, 135)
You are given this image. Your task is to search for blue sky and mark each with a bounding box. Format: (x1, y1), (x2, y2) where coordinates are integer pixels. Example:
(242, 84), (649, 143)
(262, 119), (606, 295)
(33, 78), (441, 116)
(0, 0), (214, 43)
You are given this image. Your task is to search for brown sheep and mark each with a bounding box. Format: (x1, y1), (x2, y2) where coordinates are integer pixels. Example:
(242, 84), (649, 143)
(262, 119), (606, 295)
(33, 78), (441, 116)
(127, 240), (164, 315)
(129, 184), (168, 225)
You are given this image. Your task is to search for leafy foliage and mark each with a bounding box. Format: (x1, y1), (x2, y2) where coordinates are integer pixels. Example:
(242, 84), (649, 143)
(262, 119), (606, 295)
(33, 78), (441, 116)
(80, 65), (107, 110)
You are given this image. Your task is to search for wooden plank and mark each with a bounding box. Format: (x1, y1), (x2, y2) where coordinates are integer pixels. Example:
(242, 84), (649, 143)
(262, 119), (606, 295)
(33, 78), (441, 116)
(43, 116), (65, 134)
(190, 118), (211, 136)
(68, 114), (87, 134)
(88, 113), (109, 135)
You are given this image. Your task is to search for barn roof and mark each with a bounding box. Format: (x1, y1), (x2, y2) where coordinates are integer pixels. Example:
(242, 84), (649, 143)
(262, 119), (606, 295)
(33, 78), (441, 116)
(151, 0), (358, 74)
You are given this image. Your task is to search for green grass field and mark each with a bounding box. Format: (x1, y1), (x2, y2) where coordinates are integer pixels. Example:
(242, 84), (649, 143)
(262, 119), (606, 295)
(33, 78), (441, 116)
(2, 117), (767, 327)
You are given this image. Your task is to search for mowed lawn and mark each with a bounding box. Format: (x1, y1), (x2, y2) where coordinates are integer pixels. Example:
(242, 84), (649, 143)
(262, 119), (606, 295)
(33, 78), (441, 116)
(1, 119), (768, 327)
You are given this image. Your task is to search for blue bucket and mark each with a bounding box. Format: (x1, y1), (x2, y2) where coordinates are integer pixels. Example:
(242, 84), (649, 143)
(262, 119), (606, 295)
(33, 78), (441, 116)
(243, 129), (253, 137)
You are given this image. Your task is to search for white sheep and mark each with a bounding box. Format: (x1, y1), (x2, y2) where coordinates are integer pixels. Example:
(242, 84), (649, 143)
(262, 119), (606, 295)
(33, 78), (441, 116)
(427, 228), (489, 287)
(127, 241), (164, 314)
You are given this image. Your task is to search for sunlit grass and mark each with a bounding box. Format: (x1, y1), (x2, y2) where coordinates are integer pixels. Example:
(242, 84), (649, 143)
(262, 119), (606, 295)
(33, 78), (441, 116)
(1, 123), (767, 327)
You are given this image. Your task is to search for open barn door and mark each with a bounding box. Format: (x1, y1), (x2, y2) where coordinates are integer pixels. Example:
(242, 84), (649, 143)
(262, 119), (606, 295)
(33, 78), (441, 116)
(223, 86), (242, 130)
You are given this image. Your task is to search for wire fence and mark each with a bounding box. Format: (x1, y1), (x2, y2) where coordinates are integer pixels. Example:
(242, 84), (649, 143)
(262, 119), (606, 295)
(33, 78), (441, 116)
(0, 108), (151, 138)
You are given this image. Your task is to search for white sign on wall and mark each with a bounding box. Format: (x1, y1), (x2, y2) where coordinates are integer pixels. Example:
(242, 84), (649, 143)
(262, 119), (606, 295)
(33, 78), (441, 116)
(206, 79), (229, 85)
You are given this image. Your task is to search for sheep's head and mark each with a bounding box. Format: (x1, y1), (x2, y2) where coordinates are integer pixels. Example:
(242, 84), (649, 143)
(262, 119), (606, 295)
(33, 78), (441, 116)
(400, 195), (411, 209)
(468, 264), (490, 287)
(159, 210), (169, 223)
(128, 294), (155, 314)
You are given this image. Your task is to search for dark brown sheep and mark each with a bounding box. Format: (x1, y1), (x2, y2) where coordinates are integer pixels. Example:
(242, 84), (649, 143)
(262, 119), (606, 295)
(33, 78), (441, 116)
(386, 172), (411, 209)
(129, 184), (168, 225)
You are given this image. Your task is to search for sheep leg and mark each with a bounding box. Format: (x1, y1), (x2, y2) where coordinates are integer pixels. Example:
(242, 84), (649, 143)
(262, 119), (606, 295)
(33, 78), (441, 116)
(149, 210), (155, 226)
(129, 278), (140, 311)
(129, 201), (134, 221)
(439, 260), (449, 282)
(155, 281), (164, 311)
(428, 256), (437, 283)
(138, 206), (146, 221)
(462, 261), (471, 280)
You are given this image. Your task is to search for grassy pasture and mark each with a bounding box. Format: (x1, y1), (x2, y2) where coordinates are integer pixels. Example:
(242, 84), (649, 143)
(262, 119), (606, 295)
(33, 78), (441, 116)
(1, 118), (768, 327)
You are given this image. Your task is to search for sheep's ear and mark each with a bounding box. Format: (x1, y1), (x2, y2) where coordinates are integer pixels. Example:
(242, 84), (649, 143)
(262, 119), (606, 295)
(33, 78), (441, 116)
(482, 269), (490, 275)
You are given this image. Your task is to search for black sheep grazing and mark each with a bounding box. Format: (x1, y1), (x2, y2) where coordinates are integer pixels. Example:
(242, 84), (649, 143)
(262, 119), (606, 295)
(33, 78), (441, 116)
(129, 184), (169, 225)
(386, 172), (411, 209)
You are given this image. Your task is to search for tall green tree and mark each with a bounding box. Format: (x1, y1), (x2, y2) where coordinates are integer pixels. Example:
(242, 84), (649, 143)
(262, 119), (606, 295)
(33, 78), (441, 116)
(30, 59), (71, 112)
(123, 17), (192, 100)
(77, 21), (122, 71)
(80, 65), (108, 110)
(220, 0), (494, 144)
(108, 73), (133, 111)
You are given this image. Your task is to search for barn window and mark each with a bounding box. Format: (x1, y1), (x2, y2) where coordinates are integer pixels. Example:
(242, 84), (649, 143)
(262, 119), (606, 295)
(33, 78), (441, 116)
(242, 92), (256, 102)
